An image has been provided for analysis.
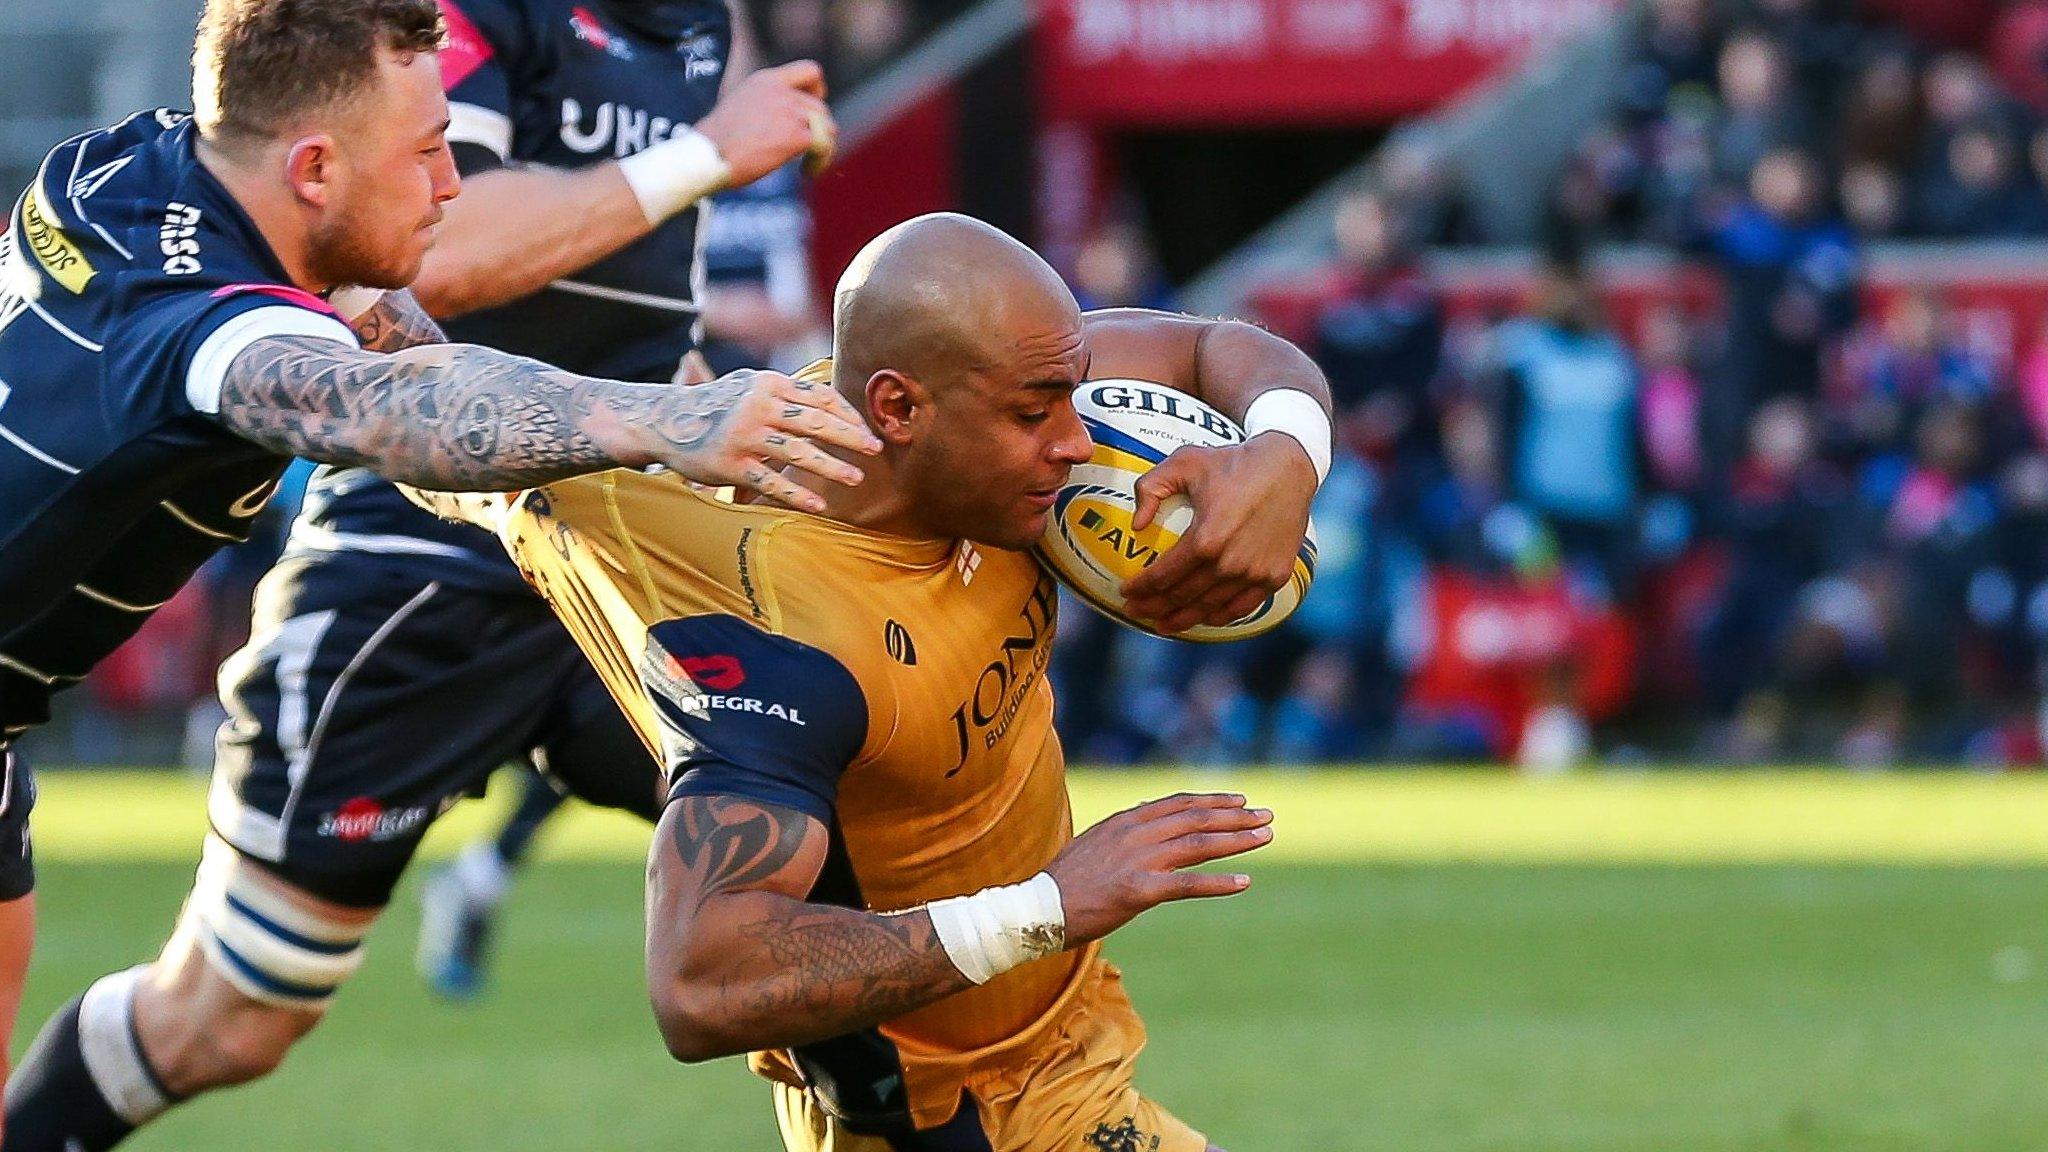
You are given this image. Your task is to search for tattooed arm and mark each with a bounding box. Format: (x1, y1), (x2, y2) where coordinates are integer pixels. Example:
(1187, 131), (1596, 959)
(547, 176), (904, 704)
(645, 790), (1276, 1063)
(343, 288), (446, 352)
(645, 795), (970, 1063)
(211, 335), (879, 504)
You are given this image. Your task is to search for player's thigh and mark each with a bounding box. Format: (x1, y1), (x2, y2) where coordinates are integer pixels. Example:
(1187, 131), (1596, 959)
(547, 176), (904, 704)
(213, 560), (576, 906)
(531, 662), (665, 822)
(975, 970), (1210, 1152)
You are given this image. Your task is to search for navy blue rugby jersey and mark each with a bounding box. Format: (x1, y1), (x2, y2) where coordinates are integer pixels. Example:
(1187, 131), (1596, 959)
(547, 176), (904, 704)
(0, 110), (361, 739)
(291, 0), (731, 592)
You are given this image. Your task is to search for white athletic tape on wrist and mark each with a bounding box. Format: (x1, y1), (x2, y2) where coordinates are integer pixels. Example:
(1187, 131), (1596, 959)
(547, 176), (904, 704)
(925, 871), (1066, 985)
(78, 967), (175, 1125)
(186, 835), (369, 1008)
(324, 285), (384, 323)
(616, 129), (731, 226)
(1244, 388), (1332, 486)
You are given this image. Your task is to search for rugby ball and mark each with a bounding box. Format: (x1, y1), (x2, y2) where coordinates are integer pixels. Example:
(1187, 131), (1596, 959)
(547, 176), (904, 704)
(1036, 378), (1317, 643)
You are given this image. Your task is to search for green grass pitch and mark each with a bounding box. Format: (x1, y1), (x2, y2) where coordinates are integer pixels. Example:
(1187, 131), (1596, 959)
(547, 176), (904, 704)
(17, 769), (2048, 1151)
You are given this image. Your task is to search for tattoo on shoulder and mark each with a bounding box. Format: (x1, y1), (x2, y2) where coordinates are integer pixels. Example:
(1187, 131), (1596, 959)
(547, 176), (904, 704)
(670, 796), (811, 904)
(348, 289), (446, 353)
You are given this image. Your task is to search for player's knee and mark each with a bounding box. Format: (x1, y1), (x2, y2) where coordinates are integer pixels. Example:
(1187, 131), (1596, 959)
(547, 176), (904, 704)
(142, 837), (376, 1091)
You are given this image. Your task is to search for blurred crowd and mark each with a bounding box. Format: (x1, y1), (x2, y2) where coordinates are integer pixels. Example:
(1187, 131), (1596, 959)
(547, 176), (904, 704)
(743, 0), (967, 90)
(1039, 1), (2048, 770)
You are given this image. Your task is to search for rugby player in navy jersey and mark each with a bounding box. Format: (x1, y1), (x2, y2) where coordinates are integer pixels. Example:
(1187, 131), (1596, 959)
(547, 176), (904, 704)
(0, 1), (877, 1147)
(416, 154), (826, 999)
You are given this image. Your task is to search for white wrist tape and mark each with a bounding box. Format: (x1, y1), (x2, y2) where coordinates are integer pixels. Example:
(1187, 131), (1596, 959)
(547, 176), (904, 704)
(925, 872), (1066, 985)
(1244, 388), (1332, 486)
(617, 129), (732, 225)
(325, 285), (384, 323)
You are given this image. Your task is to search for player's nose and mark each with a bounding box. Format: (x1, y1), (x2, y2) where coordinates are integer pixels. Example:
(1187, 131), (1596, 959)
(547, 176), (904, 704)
(1048, 406), (1092, 465)
(432, 149), (462, 204)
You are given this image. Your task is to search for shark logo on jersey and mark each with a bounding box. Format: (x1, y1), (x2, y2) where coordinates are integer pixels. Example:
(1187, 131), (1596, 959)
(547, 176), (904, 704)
(68, 155), (132, 202)
(679, 33), (722, 80)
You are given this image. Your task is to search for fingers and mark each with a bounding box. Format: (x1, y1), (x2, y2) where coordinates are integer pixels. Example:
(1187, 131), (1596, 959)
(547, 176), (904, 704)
(1116, 791), (1249, 824)
(1146, 802), (1273, 844)
(754, 377), (879, 470)
(765, 58), (827, 98)
(1120, 540), (1205, 611)
(776, 373), (876, 450)
(1156, 871), (1254, 901)
(730, 457), (828, 513)
(1132, 570), (1224, 635)
(1161, 824), (1275, 869)
(804, 107), (838, 177)
(760, 433), (863, 488)
(1210, 586), (1270, 628)
(1129, 460), (1189, 533)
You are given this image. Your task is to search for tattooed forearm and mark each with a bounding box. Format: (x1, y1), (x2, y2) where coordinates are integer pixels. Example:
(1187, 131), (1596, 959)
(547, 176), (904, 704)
(347, 288), (446, 352)
(650, 796), (972, 1059)
(213, 336), (748, 490)
(731, 908), (961, 1028)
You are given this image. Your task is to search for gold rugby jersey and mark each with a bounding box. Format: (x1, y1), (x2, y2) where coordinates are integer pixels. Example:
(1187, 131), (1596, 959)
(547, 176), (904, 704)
(493, 364), (1140, 1137)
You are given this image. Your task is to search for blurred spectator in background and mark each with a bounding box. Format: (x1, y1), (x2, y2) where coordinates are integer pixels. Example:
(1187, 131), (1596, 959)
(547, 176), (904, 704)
(1314, 190), (1447, 500)
(1841, 41), (1923, 175)
(1831, 290), (1999, 461)
(1915, 121), (2048, 236)
(1489, 260), (1644, 604)
(1712, 29), (1816, 188)
(1840, 159), (1911, 238)
(1638, 304), (1709, 499)
(827, 0), (912, 88)
(1697, 397), (1853, 729)
(1621, 0), (1724, 128)
(1071, 216), (1175, 311)
(1378, 138), (1487, 248)
(1702, 147), (1859, 460)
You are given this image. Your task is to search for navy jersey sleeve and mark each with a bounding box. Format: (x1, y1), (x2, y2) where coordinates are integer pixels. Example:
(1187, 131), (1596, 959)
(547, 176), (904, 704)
(437, 0), (529, 167)
(642, 615), (869, 823)
(106, 284), (360, 420)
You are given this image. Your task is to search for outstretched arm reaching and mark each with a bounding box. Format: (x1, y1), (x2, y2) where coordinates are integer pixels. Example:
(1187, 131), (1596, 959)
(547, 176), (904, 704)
(212, 336), (878, 507)
(646, 790), (1272, 1062)
(339, 287), (446, 353)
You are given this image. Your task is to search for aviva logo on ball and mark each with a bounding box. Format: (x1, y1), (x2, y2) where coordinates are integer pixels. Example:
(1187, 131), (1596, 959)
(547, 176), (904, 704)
(1063, 489), (1181, 582)
(1035, 379), (1316, 643)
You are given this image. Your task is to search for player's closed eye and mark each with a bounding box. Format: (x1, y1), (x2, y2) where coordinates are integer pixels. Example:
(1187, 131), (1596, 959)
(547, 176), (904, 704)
(1018, 410), (1051, 425)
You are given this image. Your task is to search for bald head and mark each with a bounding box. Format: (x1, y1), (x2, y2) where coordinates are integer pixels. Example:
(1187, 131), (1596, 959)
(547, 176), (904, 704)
(832, 213), (1081, 402)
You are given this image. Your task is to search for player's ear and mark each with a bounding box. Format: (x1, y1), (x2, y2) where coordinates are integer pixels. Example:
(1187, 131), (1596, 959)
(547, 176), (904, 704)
(866, 370), (920, 444)
(283, 135), (340, 209)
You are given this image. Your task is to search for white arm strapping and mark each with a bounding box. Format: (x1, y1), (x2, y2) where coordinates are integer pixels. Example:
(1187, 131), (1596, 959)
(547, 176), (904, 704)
(616, 129), (731, 226)
(924, 872), (1066, 985)
(1244, 388), (1332, 486)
